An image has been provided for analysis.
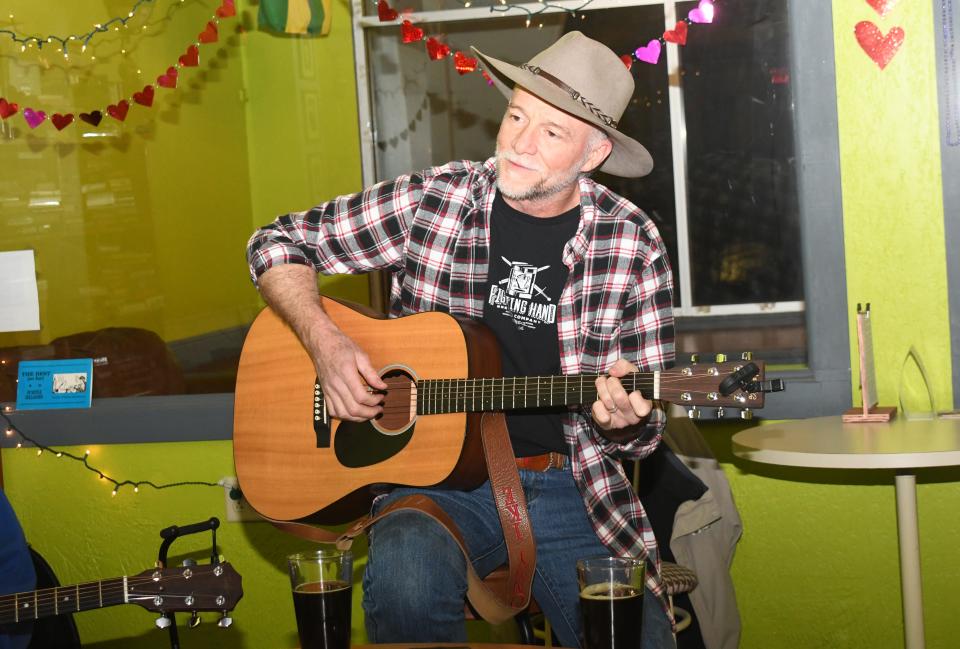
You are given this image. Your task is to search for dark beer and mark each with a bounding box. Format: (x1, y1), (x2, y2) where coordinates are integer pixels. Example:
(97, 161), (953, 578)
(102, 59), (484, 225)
(579, 582), (644, 649)
(292, 580), (352, 649)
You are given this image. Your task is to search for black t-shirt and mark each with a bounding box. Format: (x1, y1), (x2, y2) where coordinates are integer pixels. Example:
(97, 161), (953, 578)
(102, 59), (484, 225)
(481, 192), (580, 456)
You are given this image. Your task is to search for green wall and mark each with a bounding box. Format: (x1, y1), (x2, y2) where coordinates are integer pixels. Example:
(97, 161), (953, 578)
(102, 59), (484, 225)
(3, 1), (959, 648)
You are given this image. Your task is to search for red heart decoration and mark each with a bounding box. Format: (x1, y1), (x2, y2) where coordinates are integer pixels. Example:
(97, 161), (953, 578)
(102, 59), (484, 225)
(157, 67), (179, 88)
(179, 45), (200, 67)
(51, 113), (74, 131)
(855, 21), (904, 70)
(199, 21), (218, 44)
(663, 21), (688, 45)
(107, 100), (130, 122)
(79, 111), (102, 126)
(216, 0), (236, 18)
(133, 85), (155, 107)
(0, 98), (18, 119)
(454, 51), (478, 75)
(426, 37), (450, 61)
(620, 54), (633, 70)
(866, 0), (899, 17)
(377, 0), (398, 21)
(481, 70), (494, 86)
(401, 20), (424, 44)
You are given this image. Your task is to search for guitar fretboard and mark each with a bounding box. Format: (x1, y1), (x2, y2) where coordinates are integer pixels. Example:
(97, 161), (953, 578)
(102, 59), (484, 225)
(416, 372), (659, 415)
(0, 577), (126, 624)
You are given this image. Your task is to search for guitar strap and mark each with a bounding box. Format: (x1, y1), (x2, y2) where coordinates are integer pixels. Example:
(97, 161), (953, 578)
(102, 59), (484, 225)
(267, 412), (536, 625)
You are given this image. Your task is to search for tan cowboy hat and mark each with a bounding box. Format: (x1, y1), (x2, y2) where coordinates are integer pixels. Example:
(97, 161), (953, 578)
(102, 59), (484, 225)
(472, 31), (653, 178)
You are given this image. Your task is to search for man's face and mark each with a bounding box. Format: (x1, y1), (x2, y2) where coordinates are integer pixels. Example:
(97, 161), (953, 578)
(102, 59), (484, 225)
(495, 87), (610, 211)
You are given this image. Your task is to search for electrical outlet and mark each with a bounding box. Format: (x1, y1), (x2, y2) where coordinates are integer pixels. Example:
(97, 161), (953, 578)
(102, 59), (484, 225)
(219, 477), (262, 523)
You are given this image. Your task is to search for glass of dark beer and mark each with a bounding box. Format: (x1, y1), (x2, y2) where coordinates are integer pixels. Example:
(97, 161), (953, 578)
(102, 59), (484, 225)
(577, 556), (645, 649)
(287, 549), (353, 649)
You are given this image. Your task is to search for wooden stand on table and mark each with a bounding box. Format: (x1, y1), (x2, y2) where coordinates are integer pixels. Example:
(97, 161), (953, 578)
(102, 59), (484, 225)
(843, 303), (897, 423)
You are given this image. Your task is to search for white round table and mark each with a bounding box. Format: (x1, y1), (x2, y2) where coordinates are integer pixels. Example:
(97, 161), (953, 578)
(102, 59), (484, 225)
(732, 415), (960, 649)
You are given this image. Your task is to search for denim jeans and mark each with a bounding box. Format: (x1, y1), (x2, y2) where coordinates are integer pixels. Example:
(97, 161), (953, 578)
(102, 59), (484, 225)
(362, 464), (675, 649)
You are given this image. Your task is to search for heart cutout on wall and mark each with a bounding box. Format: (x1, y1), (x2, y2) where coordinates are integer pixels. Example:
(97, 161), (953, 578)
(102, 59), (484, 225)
(855, 20), (904, 70)
(866, 0), (899, 18)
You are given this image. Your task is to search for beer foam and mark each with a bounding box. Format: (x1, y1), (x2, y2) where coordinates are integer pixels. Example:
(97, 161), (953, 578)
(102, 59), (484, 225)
(580, 582), (642, 600)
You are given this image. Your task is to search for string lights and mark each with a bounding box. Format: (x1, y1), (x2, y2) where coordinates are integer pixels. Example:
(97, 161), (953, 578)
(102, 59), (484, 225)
(0, 409), (220, 498)
(1, 0), (162, 56)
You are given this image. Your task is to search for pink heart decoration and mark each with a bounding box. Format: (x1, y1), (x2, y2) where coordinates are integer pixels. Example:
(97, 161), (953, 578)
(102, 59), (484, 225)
(866, 0), (899, 17)
(157, 67), (179, 88)
(688, 0), (714, 24)
(855, 20), (904, 70)
(635, 40), (662, 65)
(23, 108), (46, 129)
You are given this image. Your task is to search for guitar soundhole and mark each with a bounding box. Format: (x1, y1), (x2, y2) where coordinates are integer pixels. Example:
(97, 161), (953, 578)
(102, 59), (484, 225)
(374, 369), (416, 435)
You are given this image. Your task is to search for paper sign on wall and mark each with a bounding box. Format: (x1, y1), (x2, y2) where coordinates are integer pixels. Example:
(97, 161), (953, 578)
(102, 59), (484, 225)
(0, 250), (40, 333)
(16, 359), (94, 410)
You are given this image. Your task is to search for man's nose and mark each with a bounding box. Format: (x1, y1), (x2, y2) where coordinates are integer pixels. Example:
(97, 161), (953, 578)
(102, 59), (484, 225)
(512, 125), (537, 155)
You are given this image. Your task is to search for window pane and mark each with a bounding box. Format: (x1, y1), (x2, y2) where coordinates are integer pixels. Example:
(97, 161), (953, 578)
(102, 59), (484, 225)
(681, 0), (803, 306)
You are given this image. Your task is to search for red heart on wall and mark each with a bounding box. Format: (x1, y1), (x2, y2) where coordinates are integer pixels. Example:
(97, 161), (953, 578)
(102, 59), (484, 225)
(0, 98), (18, 119)
(855, 21), (904, 70)
(199, 21), (218, 44)
(377, 0), (398, 21)
(866, 0), (899, 17)
(107, 100), (130, 122)
(216, 0), (236, 18)
(426, 37), (450, 60)
(157, 67), (179, 88)
(179, 45), (200, 67)
(133, 85), (155, 107)
(454, 51), (477, 75)
(401, 20), (424, 43)
(79, 111), (103, 126)
(51, 113), (74, 131)
(663, 21), (688, 45)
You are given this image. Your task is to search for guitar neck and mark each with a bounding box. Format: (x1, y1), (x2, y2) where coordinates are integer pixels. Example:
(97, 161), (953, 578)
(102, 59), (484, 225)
(415, 372), (658, 415)
(0, 577), (127, 624)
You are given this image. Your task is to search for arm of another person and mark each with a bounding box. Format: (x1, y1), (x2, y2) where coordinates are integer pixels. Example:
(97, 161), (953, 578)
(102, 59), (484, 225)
(590, 248), (674, 451)
(247, 177), (423, 421)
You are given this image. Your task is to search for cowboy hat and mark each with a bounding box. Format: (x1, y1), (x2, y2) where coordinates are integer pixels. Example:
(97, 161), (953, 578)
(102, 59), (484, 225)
(472, 31), (653, 178)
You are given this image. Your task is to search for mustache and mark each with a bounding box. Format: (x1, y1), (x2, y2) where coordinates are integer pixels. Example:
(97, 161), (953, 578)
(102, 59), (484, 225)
(496, 151), (542, 173)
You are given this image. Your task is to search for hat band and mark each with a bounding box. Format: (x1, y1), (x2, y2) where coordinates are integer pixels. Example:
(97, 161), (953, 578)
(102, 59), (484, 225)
(520, 63), (618, 129)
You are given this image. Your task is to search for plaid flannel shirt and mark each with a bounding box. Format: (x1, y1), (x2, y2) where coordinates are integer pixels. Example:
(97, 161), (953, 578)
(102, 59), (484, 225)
(248, 158), (676, 612)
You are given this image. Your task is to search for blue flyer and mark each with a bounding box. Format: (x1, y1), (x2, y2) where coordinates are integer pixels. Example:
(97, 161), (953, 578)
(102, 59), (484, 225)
(15, 359), (94, 410)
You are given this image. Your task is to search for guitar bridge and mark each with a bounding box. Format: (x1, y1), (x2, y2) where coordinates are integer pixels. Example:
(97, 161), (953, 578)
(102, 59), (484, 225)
(314, 379), (331, 448)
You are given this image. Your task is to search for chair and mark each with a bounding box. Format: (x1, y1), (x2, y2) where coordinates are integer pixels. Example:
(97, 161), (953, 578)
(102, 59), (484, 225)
(660, 560), (699, 635)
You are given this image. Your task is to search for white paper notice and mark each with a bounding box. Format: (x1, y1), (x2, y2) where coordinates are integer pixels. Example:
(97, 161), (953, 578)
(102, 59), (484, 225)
(0, 250), (41, 332)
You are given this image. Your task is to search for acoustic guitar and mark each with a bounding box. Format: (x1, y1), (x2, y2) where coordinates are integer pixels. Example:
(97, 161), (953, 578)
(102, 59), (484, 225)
(233, 297), (775, 524)
(0, 562), (242, 625)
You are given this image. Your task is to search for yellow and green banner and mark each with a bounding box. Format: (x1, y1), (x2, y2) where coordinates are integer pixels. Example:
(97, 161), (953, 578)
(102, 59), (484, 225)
(258, 0), (331, 35)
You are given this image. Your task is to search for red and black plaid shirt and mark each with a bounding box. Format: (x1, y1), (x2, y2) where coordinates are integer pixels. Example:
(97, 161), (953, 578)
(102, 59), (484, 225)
(248, 158), (676, 610)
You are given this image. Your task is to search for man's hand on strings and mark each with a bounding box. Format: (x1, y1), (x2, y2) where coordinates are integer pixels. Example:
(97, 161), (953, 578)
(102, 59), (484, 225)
(591, 359), (652, 435)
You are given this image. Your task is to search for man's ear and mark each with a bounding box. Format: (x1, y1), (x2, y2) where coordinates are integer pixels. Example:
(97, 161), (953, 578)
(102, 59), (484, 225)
(581, 135), (614, 174)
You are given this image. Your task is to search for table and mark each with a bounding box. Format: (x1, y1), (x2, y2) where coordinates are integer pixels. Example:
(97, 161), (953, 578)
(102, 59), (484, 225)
(732, 415), (960, 649)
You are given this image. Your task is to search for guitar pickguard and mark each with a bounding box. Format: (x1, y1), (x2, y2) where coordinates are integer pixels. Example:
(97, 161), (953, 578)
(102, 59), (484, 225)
(334, 420), (414, 467)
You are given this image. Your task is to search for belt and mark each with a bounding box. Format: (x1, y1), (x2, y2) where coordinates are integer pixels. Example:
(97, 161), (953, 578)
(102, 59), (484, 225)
(515, 452), (567, 472)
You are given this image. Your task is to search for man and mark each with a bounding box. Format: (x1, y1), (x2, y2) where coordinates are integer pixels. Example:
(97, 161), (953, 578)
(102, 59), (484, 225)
(247, 31), (675, 648)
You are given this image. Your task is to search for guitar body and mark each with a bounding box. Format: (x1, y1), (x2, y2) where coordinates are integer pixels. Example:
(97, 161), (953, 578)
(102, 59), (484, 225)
(233, 298), (498, 524)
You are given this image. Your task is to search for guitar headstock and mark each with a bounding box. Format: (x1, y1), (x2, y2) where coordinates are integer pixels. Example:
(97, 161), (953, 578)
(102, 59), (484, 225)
(660, 352), (785, 419)
(127, 562), (243, 615)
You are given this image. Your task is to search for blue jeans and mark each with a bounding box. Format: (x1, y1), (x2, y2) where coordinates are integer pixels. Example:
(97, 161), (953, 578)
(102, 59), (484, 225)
(362, 465), (675, 649)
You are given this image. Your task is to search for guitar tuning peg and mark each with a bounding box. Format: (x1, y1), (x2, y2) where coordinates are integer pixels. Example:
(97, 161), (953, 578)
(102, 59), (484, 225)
(740, 408), (753, 420)
(218, 613), (234, 628)
(181, 558), (197, 567)
(189, 612), (202, 628)
(689, 354), (699, 364)
(741, 351), (753, 361)
(715, 353), (727, 363)
(155, 615), (172, 629)
(687, 407), (701, 419)
(715, 406), (725, 419)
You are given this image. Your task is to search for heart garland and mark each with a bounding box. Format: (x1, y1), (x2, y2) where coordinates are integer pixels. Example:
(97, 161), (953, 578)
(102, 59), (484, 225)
(375, 0), (718, 77)
(0, 0), (235, 132)
(854, 0), (905, 70)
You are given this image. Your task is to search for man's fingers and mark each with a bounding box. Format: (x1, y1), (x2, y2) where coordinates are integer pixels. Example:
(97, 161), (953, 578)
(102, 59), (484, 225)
(357, 353), (387, 390)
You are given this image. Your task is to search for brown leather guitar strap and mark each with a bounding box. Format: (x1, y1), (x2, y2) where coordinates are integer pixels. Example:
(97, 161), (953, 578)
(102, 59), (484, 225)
(268, 412), (536, 625)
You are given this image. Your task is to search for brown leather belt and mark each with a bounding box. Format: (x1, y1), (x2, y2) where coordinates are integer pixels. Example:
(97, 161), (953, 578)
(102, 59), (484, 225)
(515, 452), (567, 472)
